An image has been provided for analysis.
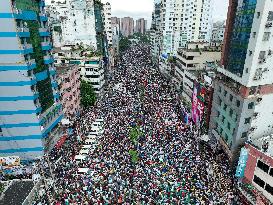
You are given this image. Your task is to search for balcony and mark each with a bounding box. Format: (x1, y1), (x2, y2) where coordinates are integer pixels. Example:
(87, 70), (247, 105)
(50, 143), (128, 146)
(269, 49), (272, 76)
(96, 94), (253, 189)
(26, 59), (36, 70)
(41, 42), (52, 51)
(44, 55), (54, 64)
(39, 12), (48, 21)
(39, 28), (50, 37)
(22, 43), (33, 54)
(17, 27), (30, 38)
(49, 66), (56, 76)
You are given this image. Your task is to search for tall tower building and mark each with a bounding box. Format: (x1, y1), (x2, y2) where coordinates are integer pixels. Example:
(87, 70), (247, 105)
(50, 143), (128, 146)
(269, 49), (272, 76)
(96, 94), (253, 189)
(103, 2), (112, 47)
(160, 0), (213, 55)
(135, 18), (147, 34)
(46, 0), (97, 49)
(0, 0), (63, 159)
(209, 0), (273, 161)
(120, 17), (134, 37)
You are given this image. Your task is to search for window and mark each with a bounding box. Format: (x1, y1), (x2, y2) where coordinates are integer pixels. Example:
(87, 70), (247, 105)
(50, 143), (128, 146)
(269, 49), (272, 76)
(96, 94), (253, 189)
(265, 184), (273, 196)
(248, 102), (254, 109)
(268, 11), (273, 21)
(259, 51), (266, 60)
(252, 32), (256, 38)
(236, 100), (240, 107)
(223, 104), (227, 111)
(229, 94), (233, 102)
(257, 12), (261, 19)
(269, 168), (273, 177)
(218, 87), (222, 93)
(257, 160), (270, 173)
(222, 116), (225, 123)
(227, 122), (231, 130)
(241, 132), (247, 138)
(229, 109), (233, 117)
(224, 90), (227, 97)
(263, 32), (271, 41)
(253, 175), (265, 188)
(244, 117), (251, 124)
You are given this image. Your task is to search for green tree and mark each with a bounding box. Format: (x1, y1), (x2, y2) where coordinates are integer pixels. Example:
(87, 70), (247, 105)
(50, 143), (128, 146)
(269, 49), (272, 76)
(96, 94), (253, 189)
(119, 37), (132, 53)
(129, 149), (139, 163)
(80, 80), (97, 108)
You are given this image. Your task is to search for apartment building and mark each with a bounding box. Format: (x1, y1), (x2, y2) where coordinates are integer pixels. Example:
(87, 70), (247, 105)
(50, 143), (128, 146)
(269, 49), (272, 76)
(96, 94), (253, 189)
(0, 0), (63, 159)
(160, 0), (213, 56)
(135, 18), (147, 34)
(46, 0), (97, 49)
(120, 17), (134, 37)
(209, 0), (273, 162)
(103, 2), (112, 47)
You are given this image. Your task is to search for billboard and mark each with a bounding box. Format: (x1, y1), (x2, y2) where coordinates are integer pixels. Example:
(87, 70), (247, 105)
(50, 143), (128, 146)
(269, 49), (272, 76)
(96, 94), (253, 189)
(192, 82), (206, 125)
(0, 156), (20, 168)
(235, 147), (249, 178)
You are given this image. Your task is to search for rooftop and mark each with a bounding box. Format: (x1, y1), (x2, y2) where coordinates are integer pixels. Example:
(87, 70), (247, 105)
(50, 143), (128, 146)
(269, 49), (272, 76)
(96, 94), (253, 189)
(56, 64), (78, 76)
(248, 134), (273, 157)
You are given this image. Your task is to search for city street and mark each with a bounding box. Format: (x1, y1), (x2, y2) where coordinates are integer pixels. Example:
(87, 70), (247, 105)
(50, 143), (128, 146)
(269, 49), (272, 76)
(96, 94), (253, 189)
(33, 44), (236, 204)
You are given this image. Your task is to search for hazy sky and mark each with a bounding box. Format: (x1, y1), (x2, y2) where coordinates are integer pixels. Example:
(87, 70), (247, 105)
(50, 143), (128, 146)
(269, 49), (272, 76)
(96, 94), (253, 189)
(102, 0), (229, 27)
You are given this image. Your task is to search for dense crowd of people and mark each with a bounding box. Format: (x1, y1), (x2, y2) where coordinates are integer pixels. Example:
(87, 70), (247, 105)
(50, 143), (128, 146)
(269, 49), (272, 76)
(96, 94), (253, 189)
(7, 44), (237, 204)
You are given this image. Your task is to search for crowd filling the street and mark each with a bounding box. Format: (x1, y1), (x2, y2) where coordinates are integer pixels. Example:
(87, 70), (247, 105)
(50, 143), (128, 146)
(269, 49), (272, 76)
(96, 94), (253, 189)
(2, 44), (237, 204)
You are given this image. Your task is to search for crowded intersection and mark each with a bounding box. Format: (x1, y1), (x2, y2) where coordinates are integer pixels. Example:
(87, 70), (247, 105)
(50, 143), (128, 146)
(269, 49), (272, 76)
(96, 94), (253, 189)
(31, 44), (237, 204)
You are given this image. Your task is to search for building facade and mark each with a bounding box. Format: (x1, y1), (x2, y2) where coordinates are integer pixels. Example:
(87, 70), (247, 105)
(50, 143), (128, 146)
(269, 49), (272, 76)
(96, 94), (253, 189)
(103, 2), (112, 47)
(120, 17), (134, 37)
(0, 0), (63, 159)
(135, 18), (147, 34)
(160, 0), (213, 56)
(236, 139), (273, 205)
(211, 21), (226, 43)
(209, 0), (273, 161)
(46, 0), (97, 49)
(57, 65), (81, 120)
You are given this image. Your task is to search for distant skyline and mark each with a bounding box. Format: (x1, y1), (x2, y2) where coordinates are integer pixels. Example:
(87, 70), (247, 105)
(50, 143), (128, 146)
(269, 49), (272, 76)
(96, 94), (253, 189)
(102, 0), (229, 27)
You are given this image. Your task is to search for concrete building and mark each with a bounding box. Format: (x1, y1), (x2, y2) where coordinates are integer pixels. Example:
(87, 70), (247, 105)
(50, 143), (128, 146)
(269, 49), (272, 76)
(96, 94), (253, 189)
(111, 22), (120, 66)
(56, 65), (81, 120)
(120, 17), (134, 37)
(103, 2), (112, 47)
(0, 0), (63, 160)
(211, 21), (226, 43)
(160, 0), (213, 56)
(46, 0), (97, 49)
(111, 17), (120, 28)
(135, 18), (147, 34)
(150, 0), (161, 64)
(53, 47), (105, 94)
(209, 0), (273, 162)
(236, 137), (273, 204)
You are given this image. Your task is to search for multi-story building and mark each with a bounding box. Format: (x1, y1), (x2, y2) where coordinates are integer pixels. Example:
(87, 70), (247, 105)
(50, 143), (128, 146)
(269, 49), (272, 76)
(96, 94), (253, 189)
(46, 0), (97, 49)
(135, 18), (147, 34)
(151, 0), (161, 64)
(111, 22), (120, 66)
(209, 0), (273, 162)
(0, 0), (63, 159)
(103, 2), (112, 47)
(120, 17), (134, 37)
(56, 65), (81, 120)
(236, 137), (273, 204)
(54, 47), (105, 94)
(211, 21), (226, 43)
(160, 0), (213, 56)
(94, 0), (107, 57)
(111, 17), (120, 28)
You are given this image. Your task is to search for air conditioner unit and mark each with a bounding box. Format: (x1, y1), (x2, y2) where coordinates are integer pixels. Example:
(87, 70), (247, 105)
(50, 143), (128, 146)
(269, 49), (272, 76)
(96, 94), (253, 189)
(257, 97), (263, 103)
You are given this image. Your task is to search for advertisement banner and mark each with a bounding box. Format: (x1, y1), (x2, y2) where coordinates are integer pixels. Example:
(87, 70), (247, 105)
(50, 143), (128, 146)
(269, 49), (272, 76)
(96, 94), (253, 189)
(192, 82), (205, 125)
(0, 156), (20, 167)
(235, 147), (249, 178)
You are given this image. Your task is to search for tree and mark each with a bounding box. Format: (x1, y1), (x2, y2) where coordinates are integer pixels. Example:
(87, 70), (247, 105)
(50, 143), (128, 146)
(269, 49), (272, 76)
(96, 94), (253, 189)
(80, 80), (97, 108)
(129, 149), (139, 163)
(119, 37), (132, 53)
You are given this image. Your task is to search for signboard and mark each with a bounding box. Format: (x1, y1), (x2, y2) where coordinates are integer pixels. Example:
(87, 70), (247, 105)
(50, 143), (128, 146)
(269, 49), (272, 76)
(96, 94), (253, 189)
(235, 147), (249, 178)
(0, 156), (20, 167)
(192, 82), (205, 125)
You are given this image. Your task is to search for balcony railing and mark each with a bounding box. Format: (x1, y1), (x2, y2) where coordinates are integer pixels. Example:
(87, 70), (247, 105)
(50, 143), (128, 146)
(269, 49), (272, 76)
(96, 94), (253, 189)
(41, 42), (52, 51)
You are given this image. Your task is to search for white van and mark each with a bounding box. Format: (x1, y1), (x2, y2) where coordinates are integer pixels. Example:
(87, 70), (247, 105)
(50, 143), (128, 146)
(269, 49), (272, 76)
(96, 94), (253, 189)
(77, 168), (89, 175)
(82, 144), (93, 149)
(74, 155), (86, 163)
(79, 149), (89, 155)
(85, 138), (97, 145)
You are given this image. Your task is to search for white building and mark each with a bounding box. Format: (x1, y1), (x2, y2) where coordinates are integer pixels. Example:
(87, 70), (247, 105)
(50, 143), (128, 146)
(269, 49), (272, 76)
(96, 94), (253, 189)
(46, 0), (97, 49)
(211, 21), (225, 42)
(103, 2), (112, 47)
(160, 0), (213, 56)
(209, 0), (273, 162)
(53, 47), (105, 94)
